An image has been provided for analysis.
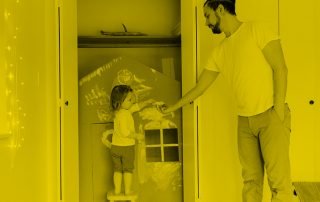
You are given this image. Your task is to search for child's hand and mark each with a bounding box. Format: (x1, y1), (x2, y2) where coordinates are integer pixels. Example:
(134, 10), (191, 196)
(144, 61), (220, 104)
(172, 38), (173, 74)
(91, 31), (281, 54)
(101, 129), (113, 148)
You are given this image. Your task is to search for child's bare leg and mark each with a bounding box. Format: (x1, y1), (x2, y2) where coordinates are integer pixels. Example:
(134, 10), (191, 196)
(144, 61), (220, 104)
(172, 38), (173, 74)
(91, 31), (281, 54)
(114, 171), (122, 194)
(124, 172), (133, 195)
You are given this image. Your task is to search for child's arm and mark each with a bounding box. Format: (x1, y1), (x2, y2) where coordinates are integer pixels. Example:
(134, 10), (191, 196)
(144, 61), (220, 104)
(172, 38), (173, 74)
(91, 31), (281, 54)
(120, 126), (137, 140)
(137, 99), (155, 110)
(101, 129), (113, 148)
(128, 99), (155, 113)
(127, 131), (144, 142)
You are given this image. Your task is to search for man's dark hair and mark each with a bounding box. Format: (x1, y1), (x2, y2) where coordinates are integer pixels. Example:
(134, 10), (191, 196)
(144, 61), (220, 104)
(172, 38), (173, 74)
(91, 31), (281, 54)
(204, 0), (236, 15)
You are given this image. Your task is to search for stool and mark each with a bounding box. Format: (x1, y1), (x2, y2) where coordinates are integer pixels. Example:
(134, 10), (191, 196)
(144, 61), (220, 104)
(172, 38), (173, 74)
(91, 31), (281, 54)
(107, 192), (138, 202)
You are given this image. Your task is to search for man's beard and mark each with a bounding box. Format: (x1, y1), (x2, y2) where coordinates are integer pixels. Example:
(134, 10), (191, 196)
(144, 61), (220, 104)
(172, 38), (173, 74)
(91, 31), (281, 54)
(211, 23), (221, 34)
(211, 15), (222, 34)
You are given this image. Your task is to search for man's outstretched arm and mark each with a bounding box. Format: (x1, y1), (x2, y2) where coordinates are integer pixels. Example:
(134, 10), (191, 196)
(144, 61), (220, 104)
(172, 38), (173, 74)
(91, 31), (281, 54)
(163, 69), (219, 113)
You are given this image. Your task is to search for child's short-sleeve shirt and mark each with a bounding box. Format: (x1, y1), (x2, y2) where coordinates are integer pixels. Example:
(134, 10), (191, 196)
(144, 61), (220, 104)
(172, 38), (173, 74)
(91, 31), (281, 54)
(112, 103), (140, 146)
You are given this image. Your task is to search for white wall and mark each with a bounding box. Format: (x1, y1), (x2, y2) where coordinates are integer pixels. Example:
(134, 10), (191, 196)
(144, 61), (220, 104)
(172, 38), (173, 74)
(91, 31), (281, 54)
(0, 0), (59, 201)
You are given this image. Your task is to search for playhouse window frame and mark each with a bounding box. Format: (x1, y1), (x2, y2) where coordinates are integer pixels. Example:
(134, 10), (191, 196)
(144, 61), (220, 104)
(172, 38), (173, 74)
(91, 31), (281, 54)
(144, 128), (180, 162)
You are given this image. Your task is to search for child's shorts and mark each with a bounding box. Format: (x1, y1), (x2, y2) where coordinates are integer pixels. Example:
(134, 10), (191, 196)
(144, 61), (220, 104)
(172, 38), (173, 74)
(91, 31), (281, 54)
(110, 145), (135, 173)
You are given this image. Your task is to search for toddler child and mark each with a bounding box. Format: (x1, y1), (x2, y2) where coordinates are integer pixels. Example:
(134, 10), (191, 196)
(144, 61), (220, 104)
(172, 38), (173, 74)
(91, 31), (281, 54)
(110, 85), (153, 195)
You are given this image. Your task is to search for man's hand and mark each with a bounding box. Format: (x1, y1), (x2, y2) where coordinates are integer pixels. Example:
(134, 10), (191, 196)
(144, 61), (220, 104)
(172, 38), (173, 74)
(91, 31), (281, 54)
(160, 104), (176, 114)
(274, 104), (285, 121)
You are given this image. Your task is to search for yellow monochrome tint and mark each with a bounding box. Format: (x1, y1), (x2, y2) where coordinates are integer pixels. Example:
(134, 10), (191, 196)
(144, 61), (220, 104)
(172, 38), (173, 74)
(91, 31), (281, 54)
(0, 0), (319, 202)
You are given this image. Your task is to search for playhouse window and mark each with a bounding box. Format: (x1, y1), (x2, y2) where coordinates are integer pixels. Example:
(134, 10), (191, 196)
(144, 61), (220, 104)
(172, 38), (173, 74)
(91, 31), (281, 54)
(144, 128), (179, 162)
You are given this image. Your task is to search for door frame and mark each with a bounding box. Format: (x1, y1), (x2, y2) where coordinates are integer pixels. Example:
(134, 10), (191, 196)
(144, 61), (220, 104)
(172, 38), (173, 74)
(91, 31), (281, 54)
(181, 0), (199, 201)
(58, 0), (79, 201)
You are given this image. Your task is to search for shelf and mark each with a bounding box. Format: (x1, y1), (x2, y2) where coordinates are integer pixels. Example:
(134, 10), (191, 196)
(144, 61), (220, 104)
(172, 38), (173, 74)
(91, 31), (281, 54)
(78, 35), (181, 48)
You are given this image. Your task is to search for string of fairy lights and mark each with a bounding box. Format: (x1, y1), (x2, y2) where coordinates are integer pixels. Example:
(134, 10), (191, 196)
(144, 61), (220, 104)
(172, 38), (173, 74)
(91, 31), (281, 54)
(4, 0), (25, 163)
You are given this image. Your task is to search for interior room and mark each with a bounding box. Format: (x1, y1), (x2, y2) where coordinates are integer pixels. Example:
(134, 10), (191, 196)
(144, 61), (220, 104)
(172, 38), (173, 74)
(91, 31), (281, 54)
(0, 0), (319, 202)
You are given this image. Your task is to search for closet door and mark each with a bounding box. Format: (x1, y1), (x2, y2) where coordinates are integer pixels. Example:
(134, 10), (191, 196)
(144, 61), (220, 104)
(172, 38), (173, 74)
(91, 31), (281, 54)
(0, 0), (60, 201)
(280, 0), (320, 181)
(316, 4), (320, 179)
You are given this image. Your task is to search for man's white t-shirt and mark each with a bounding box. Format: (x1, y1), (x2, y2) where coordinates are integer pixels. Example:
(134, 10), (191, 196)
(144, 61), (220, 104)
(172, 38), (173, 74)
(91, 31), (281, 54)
(112, 103), (140, 146)
(205, 22), (279, 116)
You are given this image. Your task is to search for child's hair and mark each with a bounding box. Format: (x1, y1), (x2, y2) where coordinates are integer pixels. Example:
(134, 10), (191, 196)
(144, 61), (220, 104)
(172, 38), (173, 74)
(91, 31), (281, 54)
(110, 85), (133, 111)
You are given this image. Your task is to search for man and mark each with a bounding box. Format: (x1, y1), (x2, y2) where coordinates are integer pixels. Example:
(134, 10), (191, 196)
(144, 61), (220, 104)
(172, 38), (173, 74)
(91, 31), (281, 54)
(162, 0), (293, 201)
